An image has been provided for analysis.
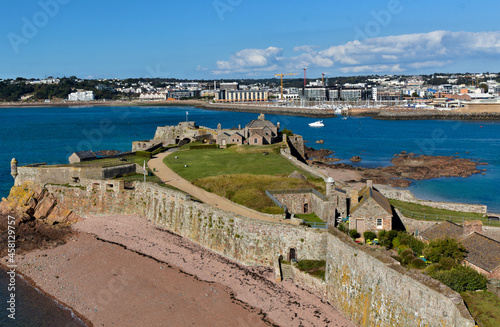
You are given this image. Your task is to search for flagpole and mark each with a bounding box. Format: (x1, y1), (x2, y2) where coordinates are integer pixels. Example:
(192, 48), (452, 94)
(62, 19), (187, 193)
(143, 160), (146, 182)
(186, 111), (188, 122)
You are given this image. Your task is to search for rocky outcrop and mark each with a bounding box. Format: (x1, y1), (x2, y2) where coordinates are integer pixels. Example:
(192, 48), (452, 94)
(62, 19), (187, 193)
(0, 181), (81, 225)
(350, 156), (362, 162)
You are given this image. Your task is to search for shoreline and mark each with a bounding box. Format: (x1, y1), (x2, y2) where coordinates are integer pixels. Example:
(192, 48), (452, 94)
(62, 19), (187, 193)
(15, 215), (353, 327)
(0, 262), (91, 326)
(3, 99), (500, 120)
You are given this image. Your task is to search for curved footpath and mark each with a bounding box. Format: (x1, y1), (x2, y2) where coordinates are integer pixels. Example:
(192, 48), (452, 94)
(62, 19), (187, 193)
(148, 149), (295, 224)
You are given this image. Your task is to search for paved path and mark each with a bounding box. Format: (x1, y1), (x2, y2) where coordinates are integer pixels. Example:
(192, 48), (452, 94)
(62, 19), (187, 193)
(148, 149), (294, 224)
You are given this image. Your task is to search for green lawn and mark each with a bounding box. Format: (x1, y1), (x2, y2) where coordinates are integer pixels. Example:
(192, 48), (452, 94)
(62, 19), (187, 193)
(461, 291), (500, 327)
(295, 213), (324, 223)
(163, 144), (312, 181)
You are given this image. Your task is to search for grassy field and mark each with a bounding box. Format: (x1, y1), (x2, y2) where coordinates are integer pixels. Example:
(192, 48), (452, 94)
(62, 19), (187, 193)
(461, 291), (500, 327)
(193, 174), (324, 214)
(163, 144), (313, 181)
(163, 144), (327, 214)
(295, 213), (324, 223)
(388, 199), (492, 223)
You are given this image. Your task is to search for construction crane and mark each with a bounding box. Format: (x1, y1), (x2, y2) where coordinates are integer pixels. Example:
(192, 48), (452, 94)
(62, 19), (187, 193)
(322, 73), (328, 87)
(275, 73), (298, 100)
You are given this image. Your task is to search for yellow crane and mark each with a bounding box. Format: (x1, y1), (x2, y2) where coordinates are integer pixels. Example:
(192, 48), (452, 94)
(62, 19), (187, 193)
(275, 73), (298, 100)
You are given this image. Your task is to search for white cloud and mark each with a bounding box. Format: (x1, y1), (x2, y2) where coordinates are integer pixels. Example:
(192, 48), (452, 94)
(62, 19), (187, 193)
(293, 45), (319, 53)
(215, 46), (282, 70)
(213, 31), (500, 76)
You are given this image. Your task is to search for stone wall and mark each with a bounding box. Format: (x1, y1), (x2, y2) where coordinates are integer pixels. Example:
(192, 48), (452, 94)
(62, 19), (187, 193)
(280, 148), (325, 179)
(45, 180), (328, 266)
(377, 185), (487, 214)
(16, 165), (136, 186)
(271, 190), (335, 223)
(324, 228), (475, 327)
(290, 265), (327, 298)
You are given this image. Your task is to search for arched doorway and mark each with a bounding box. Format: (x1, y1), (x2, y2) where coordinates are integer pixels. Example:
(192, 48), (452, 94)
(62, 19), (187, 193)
(303, 203), (309, 213)
(288, 248), (296, 262)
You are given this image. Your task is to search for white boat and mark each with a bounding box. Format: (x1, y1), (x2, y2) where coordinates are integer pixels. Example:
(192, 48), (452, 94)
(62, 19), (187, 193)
(309, 120), (324, 127)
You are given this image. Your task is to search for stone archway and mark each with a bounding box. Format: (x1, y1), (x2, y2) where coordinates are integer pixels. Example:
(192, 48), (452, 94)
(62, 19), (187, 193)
(288, 248), (297, 262)
(303, 203), (309, 214)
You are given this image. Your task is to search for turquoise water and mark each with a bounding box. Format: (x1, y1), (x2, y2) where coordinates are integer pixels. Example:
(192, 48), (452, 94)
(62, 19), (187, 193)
(1, 106), (499, 211)
(0, 106), (498, 324)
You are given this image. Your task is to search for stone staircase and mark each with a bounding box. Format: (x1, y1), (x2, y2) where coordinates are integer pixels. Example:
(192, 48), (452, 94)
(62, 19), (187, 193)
(281, 263), (293, 280)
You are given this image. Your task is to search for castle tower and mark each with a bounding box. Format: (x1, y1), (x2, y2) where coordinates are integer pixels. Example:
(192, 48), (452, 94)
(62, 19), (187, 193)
(326, 177), (335, 198)
(10, 158), (18, 179)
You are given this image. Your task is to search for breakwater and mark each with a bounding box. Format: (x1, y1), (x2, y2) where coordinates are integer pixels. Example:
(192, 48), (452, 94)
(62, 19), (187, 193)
(350, 108), (500, 120)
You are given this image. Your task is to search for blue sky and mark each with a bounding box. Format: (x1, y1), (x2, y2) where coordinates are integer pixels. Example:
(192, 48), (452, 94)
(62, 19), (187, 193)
(1, 0), (500, 79)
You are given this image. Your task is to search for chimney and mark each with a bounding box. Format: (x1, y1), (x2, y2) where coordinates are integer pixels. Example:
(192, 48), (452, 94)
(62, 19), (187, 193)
(463, 220), (483, 236)
(325, 177), (335, 198)
(367, 180), (373, 188)
(350, 189), (359, 206)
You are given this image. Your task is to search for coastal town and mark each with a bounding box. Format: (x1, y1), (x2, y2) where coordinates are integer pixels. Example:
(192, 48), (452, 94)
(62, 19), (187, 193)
(2, 73), (500, 114)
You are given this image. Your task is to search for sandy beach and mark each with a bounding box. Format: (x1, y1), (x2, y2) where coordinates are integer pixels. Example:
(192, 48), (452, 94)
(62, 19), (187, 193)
(17, 214), (353, 327)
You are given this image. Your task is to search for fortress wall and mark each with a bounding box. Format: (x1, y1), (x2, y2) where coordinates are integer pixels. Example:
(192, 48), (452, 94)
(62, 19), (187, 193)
(46, 181), (327, 266)
(33, 180), (476, 326)
(16, 166), (103, 185)
(280, 148), (325, 179)
(324, 228), (475, 327)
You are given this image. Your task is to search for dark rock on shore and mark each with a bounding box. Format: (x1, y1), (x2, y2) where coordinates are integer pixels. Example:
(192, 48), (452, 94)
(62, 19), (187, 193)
(350, 156), (362, 162)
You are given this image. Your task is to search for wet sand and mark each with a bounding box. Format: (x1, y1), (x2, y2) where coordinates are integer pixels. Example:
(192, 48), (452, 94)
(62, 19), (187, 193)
(18, 214), (353, 326)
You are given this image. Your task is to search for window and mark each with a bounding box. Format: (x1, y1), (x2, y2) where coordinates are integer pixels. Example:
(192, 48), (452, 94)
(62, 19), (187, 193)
(376, 218), (383, 228)
(254, 138), (257, 144)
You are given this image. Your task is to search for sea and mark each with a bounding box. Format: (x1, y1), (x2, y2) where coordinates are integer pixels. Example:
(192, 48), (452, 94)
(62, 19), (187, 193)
(0, 105), (499, 324)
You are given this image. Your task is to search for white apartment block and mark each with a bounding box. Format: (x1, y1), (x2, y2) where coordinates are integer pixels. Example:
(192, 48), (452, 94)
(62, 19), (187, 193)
(68, 91), (95, 101)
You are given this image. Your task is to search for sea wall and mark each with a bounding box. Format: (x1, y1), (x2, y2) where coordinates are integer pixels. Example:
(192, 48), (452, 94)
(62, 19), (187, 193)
(45, 180), (327, 266)
(378, 186), (487, 213)
(324, 228), (475, 327)
(290, 264), (327, 298)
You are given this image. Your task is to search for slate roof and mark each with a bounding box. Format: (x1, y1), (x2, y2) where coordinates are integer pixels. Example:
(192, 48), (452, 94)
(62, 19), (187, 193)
(73, 151), (97, 160)
(351, 186), (392, 214)
(419, 221), (500, 273)
(420, 220), (464, 242)
(461, 232), (500, 273)
(246, 119), (276, 129)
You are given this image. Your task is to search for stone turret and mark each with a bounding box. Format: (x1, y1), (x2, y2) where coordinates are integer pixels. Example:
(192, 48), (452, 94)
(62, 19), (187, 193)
(326, 177), (335, 198)
(10, 158), (18, 179)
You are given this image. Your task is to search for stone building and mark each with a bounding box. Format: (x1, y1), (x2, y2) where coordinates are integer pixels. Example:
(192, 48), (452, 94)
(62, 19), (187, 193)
(69, 151), (97, 164)
(419, 220), (500, 279)
(348, 182), (394, 234)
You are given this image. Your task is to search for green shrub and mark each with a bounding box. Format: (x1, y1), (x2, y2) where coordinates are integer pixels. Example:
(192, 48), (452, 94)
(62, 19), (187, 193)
(337, 222), (349, 234)
(392, 237), (401, 248)
(377, 230), (387, 239)
(349, 229), (360, 240)
(439, 257), (457, 271)
(430, 265), (487, 293)
(403, 254), (416, 265)
(410, 258), (426, 269)
(136, 151), (152, 158)
(423, 238), (466, 266)
(400, 248), (414, 258)
(363, 231), (377, 242)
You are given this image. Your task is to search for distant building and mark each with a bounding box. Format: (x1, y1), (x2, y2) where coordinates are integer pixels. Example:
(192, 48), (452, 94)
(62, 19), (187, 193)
(215, 90), (268, 102)
(68, 91), (95, 101)
(167, 90), (201, 100)
(219, 82), (239, 91)
(139, 93), (167, 100)
(298, 87), (327, 101)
